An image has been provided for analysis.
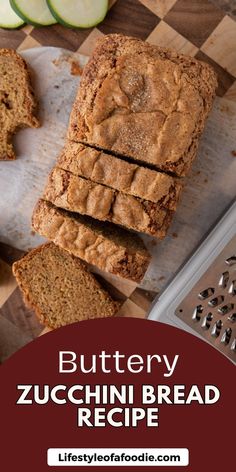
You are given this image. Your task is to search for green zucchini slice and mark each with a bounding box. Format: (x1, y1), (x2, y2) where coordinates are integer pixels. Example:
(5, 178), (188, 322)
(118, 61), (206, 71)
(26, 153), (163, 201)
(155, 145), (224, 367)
(0, 0), (24, 29)
(10, 0), (57, 26)
(47, 0), (108, 29)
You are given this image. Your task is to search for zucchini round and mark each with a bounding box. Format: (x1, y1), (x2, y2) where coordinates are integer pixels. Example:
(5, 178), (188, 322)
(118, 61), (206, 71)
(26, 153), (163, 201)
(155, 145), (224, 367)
(47, 0), (108, 29)
(10, 0), (57, 26)
(0, 0), (24, 29)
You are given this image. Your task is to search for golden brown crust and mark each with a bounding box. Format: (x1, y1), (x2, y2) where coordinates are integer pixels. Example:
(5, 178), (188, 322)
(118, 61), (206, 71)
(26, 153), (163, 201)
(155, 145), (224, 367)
(43, 167), (175, 238)
(32, 200), (151, 283)
(58, 141), (182, 208)
(13, 242), (119, 329)
(0, 48), (40, 161)
(68, 34), (217, 177)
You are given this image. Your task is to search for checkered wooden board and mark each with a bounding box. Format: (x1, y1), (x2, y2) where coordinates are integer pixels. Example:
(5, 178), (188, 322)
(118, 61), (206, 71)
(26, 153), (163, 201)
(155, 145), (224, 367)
(0, 0), (236, 355)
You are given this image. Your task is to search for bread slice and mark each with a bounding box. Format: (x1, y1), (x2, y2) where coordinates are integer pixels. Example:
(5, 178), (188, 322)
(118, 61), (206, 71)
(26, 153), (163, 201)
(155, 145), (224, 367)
(68, 34), (217, 177)
(0, 48), (39, 160)
(13, 242), (118, 329)
(58, 141), (182, 209)
(32, 200), (151, 283)
(43, 167), (174, 238)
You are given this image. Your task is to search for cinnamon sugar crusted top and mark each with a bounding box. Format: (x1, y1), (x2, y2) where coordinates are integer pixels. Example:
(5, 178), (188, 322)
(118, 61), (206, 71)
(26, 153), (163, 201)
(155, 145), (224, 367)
(32, 200), (151, 283)
(58, 141), (182, 206)
(43, 167), (175, 238)
(68, 34), (217, 177)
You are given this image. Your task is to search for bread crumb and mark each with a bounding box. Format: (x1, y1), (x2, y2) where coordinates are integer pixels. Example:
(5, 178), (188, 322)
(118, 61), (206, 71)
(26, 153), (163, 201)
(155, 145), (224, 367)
(158, 276), (165, 281)
(30, 230), (36, 236)
(204, 178), (208, 183)
(53, 54), (83, 76)
(220, 104), (229, 113)
(172, 232), (178, 238)
(70, 61), (83, 76)
(231, 150), (236, 157)
(150, 239), (157, 247)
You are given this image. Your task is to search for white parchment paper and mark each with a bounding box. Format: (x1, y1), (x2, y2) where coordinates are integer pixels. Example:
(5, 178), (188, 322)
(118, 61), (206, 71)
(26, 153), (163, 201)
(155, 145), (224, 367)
(0, 47), (235, 292)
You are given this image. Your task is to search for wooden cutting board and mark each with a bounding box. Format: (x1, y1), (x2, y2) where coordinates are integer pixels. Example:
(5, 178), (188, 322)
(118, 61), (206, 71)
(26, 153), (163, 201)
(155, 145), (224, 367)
(1, 0), (236, 359)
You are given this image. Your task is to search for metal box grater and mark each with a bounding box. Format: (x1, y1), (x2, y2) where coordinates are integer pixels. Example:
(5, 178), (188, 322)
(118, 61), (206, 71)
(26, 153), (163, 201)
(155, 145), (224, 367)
(148, 201), (236, 363)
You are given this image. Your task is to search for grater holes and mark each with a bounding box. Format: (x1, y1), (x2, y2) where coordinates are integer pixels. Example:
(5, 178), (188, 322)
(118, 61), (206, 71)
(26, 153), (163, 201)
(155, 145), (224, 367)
(174, 234), (236, 362)
(219, 271), (229, 289)
(211, 319), (223, 337)
(201, 312), (213, 330)
(228, 280), (236, 296)
(221, 328), (232, 345)
(192, 305), (203, 322)
(230, 339), (236, 352)
(228, 313), (236, 323)
(218, 303), (234, 315)
(225, 255), (236, 266)
(198, 287), (214, 300)
(208, 295), (224, 307)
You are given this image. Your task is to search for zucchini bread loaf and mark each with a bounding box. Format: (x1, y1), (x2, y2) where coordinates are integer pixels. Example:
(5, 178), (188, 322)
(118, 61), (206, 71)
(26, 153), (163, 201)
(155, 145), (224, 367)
(30, 34), (218, 290)
(13, 243), (118, 329)
(32, 199), (151, 283)
(68, 34), (217, 177)
(0, 48), (39, 160)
